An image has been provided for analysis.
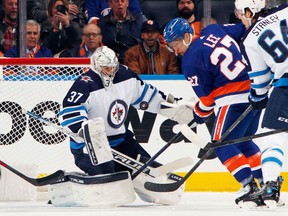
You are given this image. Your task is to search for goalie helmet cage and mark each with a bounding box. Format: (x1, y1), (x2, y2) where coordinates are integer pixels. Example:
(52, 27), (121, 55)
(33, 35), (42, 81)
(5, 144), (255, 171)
(0, 58), (91, 175)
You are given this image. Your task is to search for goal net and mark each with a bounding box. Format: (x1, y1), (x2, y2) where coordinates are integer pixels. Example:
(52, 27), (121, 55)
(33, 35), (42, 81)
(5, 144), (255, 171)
(0, 58), (90, 177)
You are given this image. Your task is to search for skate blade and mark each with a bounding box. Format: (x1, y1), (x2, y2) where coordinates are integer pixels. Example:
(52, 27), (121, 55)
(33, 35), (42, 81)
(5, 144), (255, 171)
(238, 201), (259, 209)
(264, 200), (277, 209)
(277, 199), (285, 207)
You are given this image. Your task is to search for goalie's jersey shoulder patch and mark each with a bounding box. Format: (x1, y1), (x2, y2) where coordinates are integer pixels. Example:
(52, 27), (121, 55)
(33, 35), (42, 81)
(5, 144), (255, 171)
(108, 99), (128, 128)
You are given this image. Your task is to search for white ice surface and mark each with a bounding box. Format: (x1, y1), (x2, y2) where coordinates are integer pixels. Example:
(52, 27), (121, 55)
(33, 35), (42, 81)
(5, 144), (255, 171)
(1, 192), (288, 216)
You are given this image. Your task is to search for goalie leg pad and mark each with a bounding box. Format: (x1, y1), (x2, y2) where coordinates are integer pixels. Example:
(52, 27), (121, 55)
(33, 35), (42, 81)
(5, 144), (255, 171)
(49, 171), (136, 207)
(133, 172), (184, 205)
(82, 117), (113, 165)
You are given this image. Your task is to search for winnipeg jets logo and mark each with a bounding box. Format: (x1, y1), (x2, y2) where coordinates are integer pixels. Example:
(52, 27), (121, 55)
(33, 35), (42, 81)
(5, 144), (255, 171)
(112, 104), (124, 122)
(108, 100), (128, 128)
(81, 76), (93, 83)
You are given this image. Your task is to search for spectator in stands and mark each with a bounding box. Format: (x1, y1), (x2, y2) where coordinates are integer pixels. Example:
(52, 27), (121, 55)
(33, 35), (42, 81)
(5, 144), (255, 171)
(40, 0), (82, 56)
(124, 20), (179, 74)
(60, 23), (103, 57)
(4, 20), (53, 57)
(0, 0), (17, 53)
(176, 0), (201, 38)
(28, 0), (86, 28)
(85, 0), (143, 24)
(97, 0), (143, 63)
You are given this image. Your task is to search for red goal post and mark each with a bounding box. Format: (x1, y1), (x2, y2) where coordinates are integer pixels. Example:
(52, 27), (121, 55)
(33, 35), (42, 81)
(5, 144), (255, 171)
(0, 58), (91, 175)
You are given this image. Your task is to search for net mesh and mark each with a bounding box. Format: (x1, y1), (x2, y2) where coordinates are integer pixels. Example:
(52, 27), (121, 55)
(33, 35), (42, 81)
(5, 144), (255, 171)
(0, 58), (90, 174)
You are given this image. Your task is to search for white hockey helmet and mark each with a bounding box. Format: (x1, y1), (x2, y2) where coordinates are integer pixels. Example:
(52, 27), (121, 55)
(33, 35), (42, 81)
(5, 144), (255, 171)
(90, 46), (119, 88)
(235, 0), (266, 18)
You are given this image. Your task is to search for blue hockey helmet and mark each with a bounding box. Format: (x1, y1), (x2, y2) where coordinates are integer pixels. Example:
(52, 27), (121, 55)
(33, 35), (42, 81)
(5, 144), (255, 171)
(163, 18), (194, 44)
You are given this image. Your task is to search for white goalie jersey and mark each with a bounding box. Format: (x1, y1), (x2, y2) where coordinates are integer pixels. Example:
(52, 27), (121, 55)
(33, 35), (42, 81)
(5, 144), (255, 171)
(240, 4), (288, 96)
(59, 64), (169, 149)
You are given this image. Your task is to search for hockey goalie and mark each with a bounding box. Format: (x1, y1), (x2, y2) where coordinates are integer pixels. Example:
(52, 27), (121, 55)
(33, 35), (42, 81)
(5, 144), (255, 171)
(52, 46), (195, 207)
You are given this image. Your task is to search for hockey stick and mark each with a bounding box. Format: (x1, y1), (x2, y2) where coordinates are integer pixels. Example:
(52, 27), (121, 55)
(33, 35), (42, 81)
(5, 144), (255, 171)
(25, 110), (193, 178)
(180, 123), (288, 150)
(131, 120), (196, 179)
(144, 105), (253, 192)
(0, 160), (64, 186)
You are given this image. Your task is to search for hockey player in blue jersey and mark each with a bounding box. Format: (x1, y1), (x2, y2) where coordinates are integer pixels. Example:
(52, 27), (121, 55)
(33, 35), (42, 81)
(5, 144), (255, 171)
(163, 18), (264, 207)
(59, 46), (194, 205)
(235, 0), (288, 208)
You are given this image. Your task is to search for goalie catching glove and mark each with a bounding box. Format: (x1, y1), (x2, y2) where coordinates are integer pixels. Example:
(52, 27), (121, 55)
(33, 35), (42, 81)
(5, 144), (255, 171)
(160, 97), (196, 126)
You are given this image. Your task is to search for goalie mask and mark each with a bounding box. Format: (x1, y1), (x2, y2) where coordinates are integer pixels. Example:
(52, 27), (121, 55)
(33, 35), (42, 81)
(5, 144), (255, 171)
(90, 46), (119, 88)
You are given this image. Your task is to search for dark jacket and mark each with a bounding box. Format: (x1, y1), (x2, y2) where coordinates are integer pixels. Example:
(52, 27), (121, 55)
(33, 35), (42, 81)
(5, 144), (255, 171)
(40, 21), (82, 55)
(97, 10), (143, 63)
(4, 44), (53, 57)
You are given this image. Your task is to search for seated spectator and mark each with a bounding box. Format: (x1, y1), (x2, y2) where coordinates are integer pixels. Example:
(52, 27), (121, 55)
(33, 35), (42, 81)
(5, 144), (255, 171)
(28, 0), (86, 28)
(85, 0), (143, 24)
(60, 23), (103, 57)
(0, 0), (18, 53)
(97, 0), (143, 63)
(5, 20), (53, 57)
(124, 20), (179, 74)
(40, 0), (82, 56)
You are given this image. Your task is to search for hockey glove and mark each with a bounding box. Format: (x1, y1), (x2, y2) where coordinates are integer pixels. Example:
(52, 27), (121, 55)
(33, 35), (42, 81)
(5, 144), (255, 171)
(160, 98), (197, 126)
(193, 101), (214, 124)
(248, 92), (268, 110)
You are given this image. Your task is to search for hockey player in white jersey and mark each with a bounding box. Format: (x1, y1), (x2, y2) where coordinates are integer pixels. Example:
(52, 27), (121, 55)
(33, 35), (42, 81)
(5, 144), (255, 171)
(235, 0), (288, 208)
(58, 46), (194, 206)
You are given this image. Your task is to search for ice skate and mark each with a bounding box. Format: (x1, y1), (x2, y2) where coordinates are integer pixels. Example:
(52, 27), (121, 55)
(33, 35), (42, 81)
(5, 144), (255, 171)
(242, 176), (284, 209)
(235, 181), (263, 208)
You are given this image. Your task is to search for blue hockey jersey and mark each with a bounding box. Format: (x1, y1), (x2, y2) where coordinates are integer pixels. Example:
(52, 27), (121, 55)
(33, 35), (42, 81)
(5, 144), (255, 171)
(182, 24), (250, 116)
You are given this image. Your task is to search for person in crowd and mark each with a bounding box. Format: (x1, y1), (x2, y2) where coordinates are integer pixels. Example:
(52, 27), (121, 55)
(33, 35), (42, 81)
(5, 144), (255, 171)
(28, 0), (86, 28)
(5, 20), (53, 57)
(124, 20), (179, 74)
(85, 0), (143, 24)
(40, 0), (82, 56)
(60, 23), (102, 57)
(97, 0), (143, 63)
(163, 17), (264, 207)
(234, 0), (288, 208)
(0, 0), (17, 53)
(59, 45), (193, 205)
(176, 0), (201, 38)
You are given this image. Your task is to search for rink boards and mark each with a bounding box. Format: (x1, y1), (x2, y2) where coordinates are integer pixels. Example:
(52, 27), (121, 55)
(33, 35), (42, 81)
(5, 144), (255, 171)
(0, 74), (287, 192)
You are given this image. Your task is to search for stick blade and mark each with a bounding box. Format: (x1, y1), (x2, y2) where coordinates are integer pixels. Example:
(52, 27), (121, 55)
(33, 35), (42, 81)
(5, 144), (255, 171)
(144, 180), (182, 192)
(34, 170), (65, 186)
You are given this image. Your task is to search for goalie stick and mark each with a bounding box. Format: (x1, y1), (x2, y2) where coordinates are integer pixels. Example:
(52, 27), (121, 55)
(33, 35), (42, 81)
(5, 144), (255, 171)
(0, 160), (64, 186)
(144, 105), (253, 192)
(131, 120), (196, 179)
(25, 110), (193, 178)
